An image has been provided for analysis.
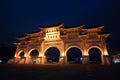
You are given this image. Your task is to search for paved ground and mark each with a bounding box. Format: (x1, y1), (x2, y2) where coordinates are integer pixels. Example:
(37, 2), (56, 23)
(0, 64), (120, 80)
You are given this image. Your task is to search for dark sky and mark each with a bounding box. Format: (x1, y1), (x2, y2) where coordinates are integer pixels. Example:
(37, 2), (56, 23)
(0, 0), (120, 50)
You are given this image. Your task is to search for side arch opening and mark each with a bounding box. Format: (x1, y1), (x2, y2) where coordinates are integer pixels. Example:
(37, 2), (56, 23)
(19, 52), (25, 58)
(29, 49), (39, 64)
(88, 48), (102, 64)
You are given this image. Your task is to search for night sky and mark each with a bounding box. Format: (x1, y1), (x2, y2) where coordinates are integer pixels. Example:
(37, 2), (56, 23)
(0, 0), (120, 50)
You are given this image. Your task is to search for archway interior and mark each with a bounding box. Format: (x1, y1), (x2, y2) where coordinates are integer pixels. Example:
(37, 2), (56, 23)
(89, 48), (102, 64)
(30, 49), (39, 63)
(45, 47), (60, 63)
(19, 52), (25, 58)
(67, 47), (82, 64)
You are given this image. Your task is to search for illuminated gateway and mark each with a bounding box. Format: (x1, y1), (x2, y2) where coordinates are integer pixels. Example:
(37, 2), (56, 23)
(8, 24), (110, 64)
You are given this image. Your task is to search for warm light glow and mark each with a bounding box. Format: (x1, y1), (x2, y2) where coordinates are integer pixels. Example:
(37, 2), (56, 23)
(24, 54), (26, 57)
(14, 54), (16, 57)
(104, 50), (108, 55)
(61, 53), (65, 56)
(39, 54), (43, 57)
(83, 51), (89, 56)
(14, 54), (20, 58)
(84, 54), (89, 56)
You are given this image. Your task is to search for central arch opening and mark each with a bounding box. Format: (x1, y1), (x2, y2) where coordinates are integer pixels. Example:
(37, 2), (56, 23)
(88, 48), (102, 64)
(30, 49), (39, 64)
(67, 47), (82, 64)
(45, 47), (60, 63)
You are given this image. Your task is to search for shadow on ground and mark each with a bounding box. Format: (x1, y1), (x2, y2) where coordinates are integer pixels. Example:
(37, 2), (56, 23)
(0, 64), (120, 80)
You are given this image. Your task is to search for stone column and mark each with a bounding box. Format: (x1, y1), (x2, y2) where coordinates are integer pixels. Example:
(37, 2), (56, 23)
(62, 56), (67, 64)
(59, 56), (62, 64)
(25, 57), (31, 64)
(14, 57), (20, 64)
(63, 56), (66, 64)
(82, 55), (89, 64)
(64, 56), (68, 64)
(36, 57), (40, 64)
(24, 57), (26, 64)
(39, 57), (42, 64)
(101, 55), (105, 64)
(104, 55), (110, 64)
(13, 57), (16, 63)
(41, 56), (46, 64)
(101, 55), (110, 64)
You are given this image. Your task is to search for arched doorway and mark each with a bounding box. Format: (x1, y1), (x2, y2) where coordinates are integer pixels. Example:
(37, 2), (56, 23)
(88, 48), (102, 64)
(30, 49), (39, 64)
(45, 47), (60, 63)
(67, 47), (82, 64)
(19, 52), (25, 58)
